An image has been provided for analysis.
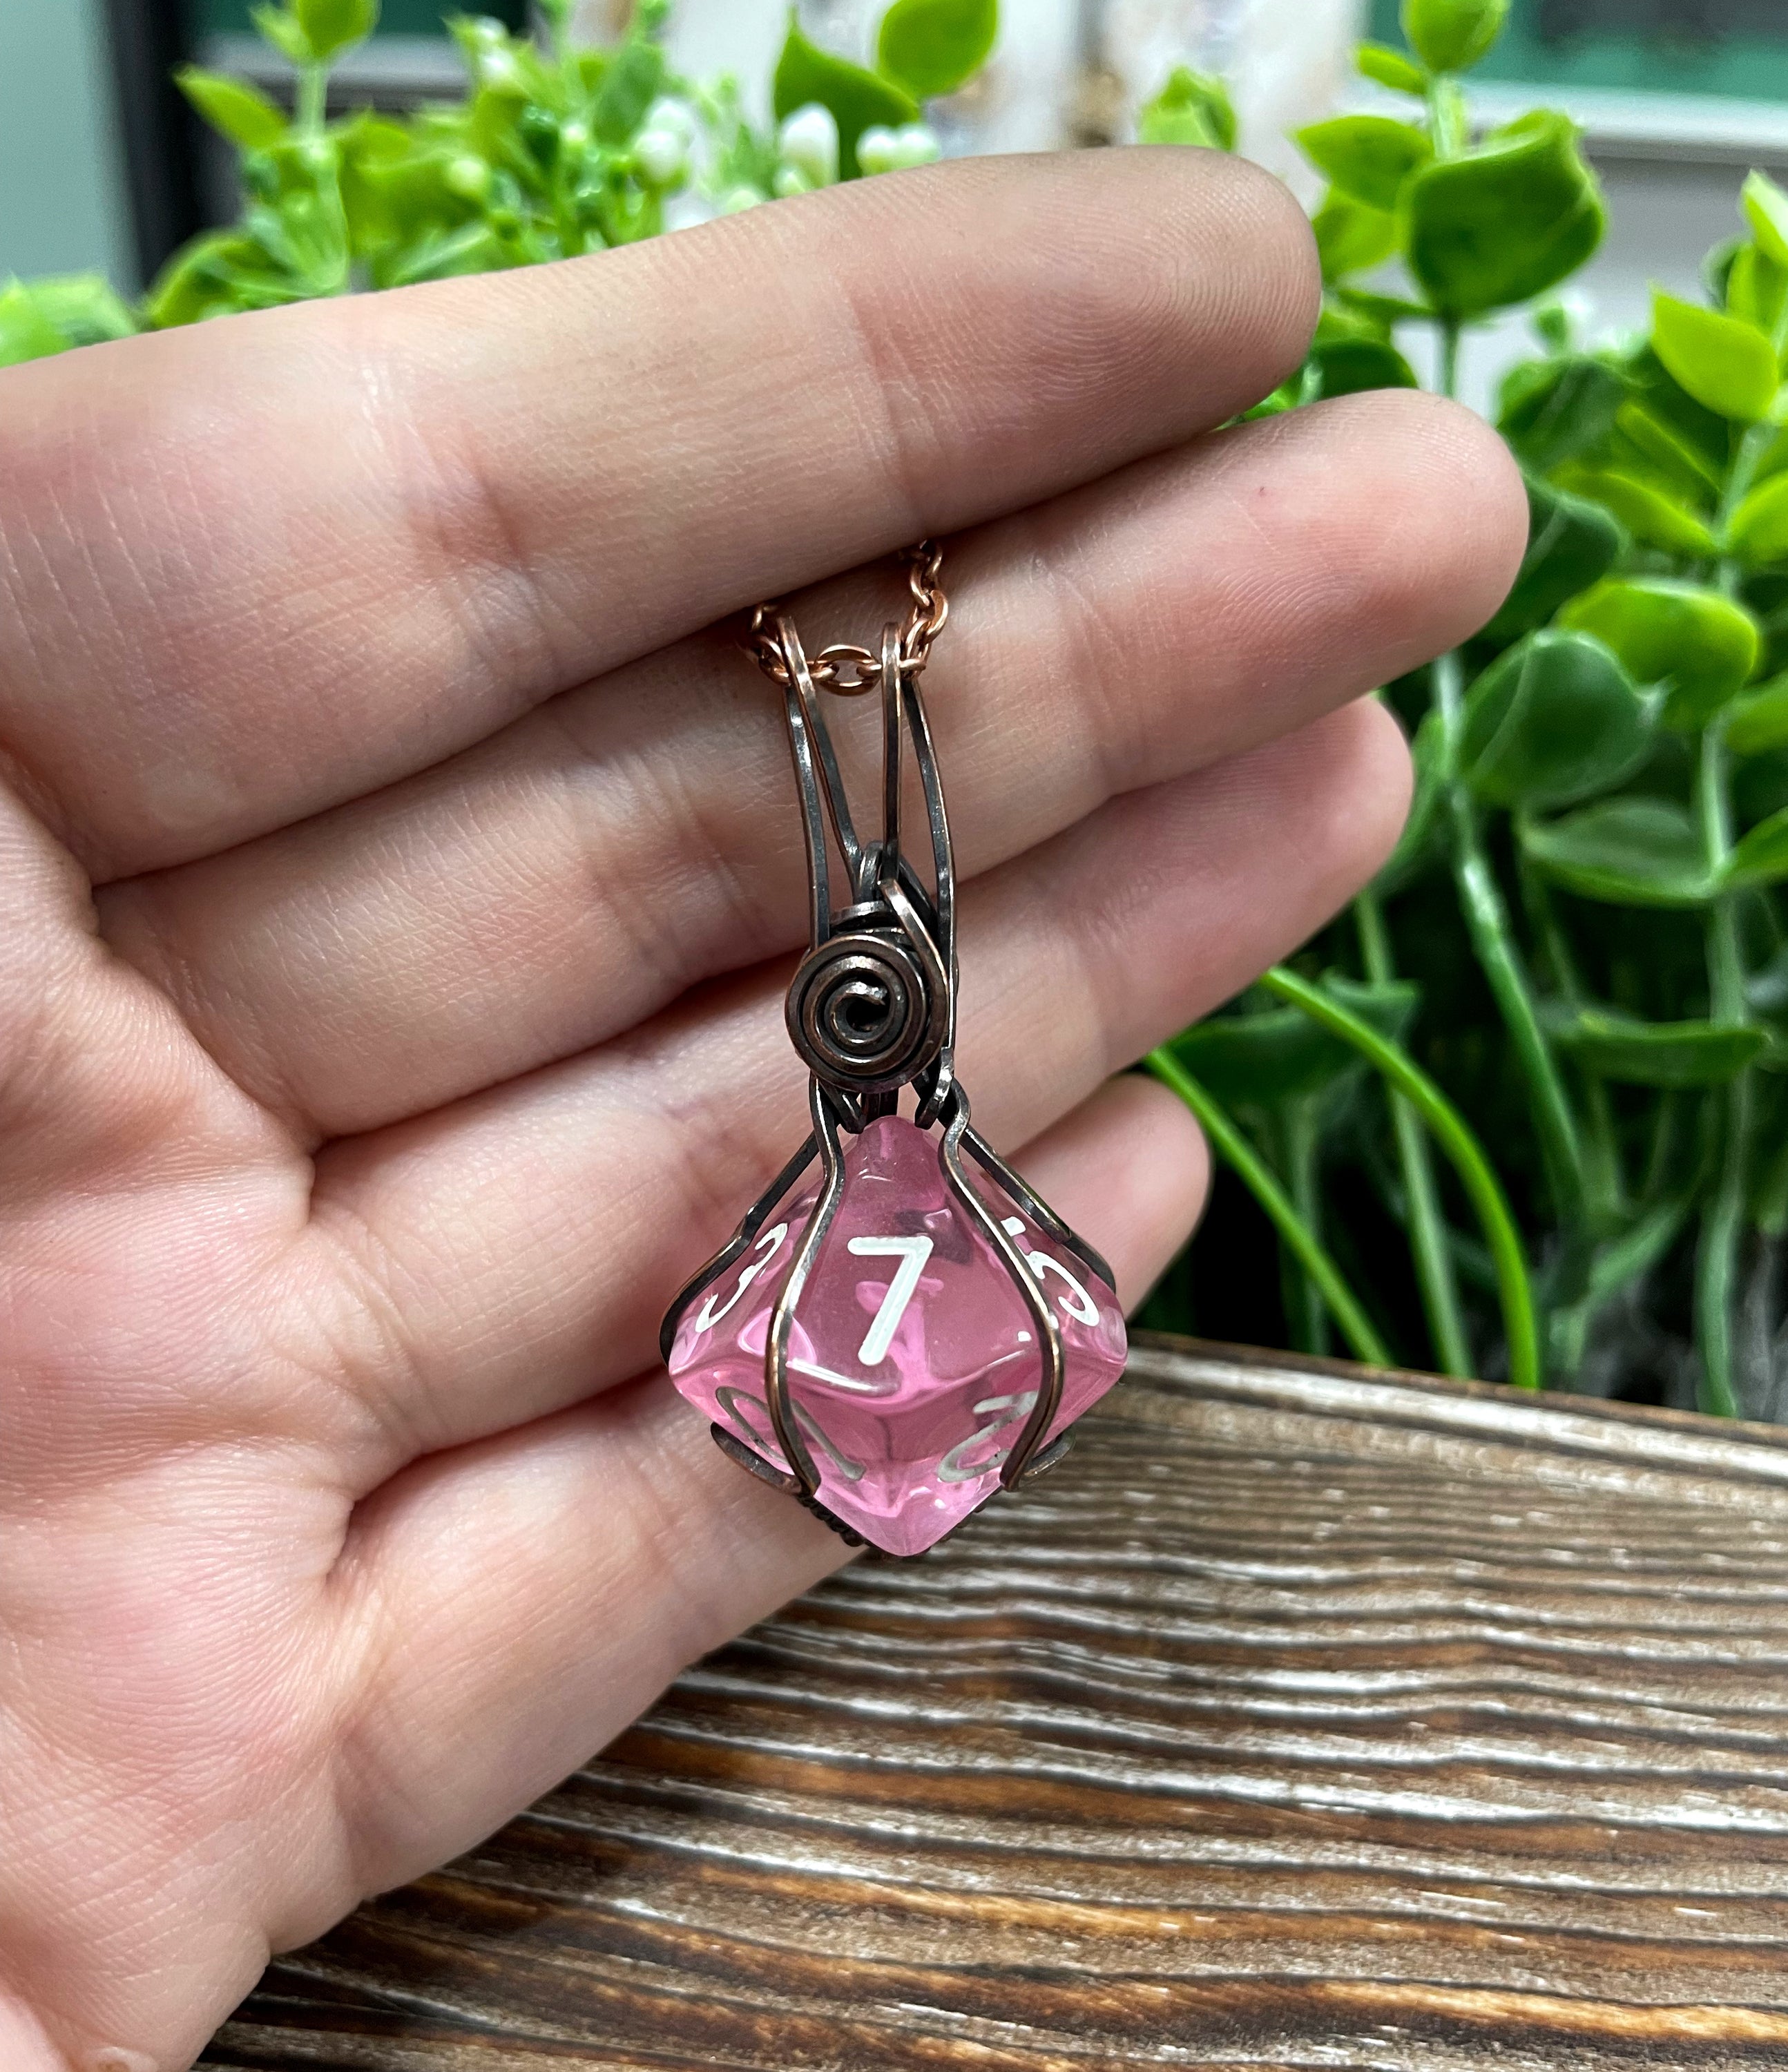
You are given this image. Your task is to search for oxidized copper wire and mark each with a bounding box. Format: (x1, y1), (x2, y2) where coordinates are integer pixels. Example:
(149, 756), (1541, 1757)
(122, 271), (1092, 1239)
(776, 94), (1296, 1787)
(660, 544), (1108, 1542)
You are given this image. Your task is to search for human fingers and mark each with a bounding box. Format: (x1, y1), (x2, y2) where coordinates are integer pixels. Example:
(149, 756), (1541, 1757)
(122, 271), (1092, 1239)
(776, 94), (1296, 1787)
(299, 699), (1408, 1484)
(0, 150), (1316, 881)
(324, 1073), (1208, 1895)
(99, 390), (1521, 1140)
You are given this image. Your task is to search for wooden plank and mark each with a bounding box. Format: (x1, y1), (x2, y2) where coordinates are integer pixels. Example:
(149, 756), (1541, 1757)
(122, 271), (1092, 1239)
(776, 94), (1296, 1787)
(203, 1336), (1788, 2071)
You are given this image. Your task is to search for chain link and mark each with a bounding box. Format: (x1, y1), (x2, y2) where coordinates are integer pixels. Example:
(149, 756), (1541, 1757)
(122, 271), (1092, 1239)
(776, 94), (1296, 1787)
(744, 541), (948, 696)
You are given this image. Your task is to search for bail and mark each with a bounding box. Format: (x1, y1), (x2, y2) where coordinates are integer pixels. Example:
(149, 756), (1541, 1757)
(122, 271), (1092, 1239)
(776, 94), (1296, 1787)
(773, 612), (957, 1119)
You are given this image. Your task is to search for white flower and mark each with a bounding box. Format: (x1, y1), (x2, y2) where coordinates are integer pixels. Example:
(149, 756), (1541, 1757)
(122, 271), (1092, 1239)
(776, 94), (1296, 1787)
(643, 96), (698, 148)
(777, 102), (840, 190)
(634, 126), (688, 186)
(857, 123), (942, 175)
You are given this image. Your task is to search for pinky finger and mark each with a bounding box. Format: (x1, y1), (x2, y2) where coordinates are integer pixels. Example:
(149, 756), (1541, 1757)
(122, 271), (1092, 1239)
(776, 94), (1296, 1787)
(323, 1073), (1209, 1901)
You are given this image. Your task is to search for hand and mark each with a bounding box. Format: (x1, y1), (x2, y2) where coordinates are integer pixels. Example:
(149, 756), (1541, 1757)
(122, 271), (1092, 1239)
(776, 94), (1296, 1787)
(0, 149), (1521, 2069)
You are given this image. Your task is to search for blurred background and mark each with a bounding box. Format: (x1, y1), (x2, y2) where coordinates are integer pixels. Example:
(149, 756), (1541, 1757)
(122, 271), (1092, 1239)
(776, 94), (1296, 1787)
(6, 0), (1788, 403)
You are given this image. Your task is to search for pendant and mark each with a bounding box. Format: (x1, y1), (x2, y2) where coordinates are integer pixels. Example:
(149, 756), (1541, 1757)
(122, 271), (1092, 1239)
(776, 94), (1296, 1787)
(660, 547), (1128, 1555)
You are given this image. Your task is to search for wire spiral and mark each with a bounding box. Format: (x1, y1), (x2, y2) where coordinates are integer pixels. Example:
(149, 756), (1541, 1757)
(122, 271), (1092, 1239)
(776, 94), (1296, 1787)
(785, 925), (947, 1093)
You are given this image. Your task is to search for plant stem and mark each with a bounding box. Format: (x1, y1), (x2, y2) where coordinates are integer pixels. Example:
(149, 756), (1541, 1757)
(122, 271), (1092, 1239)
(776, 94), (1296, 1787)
(297, 60), (328, 137)
(1426, 305), (1589, 1345)
(1693, 424), (1773, 1417)
(1355, 888), (1471, 1376)
(1425, 73), (1468, 160)
(1256, 968), (1541, 1391)
(1694, 723), (1747, 1418)
(1437, 320), (1461, 403)
(1282, 1100), (1329, 1356)
(1145, 1051), (1390, 1367)
(1439, 732), (1588, 1238)
(1518, 853), (1624, 1222)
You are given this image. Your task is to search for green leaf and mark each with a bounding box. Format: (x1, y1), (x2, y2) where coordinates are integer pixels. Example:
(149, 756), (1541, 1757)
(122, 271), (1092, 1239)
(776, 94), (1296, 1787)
(0, 280), (74, 367)
(1310, 334), (1418, 398)
(1401, 0), (1509, 73)
(1311, 192), (1396, 280)
(1137, 65), (1236, 151)
(1521, 797), (1715, 907)
(1480, 473), (1622, 643)
(249, 3), (311, 65)
(1727, 675), (1788, 756)
(876, 0), (997, 102)
(384, 220), (509, 287)
(17, 272), (135, 347)
(1558, 577), (1760, 729)
(774, 18), (916, 178)
(1169, 977), (1417, 1108)
(1613, 397), (1722, 498)
(1726, 242), (1788, 343)
(1169, 1008), (1345, 1107)
(175, 66), (288, 150)
(1460, 629), (1651, 809)
(1296, 115), (1430, 213)
(1496, 352), (1624, 471)
(1727, 803), (1788, 888)
(1334, 285), (1430, 329)
(294, 0), (376, 61)
(1728, 472), (1788, 566)
(142, 227), (293, 327)
(1548, 1008), (1767, 1087)
(592, 36), (665, 144)
(1651, 289), (1778, 423)
(1564, 469), (1718, 557)
(1744, 169), (1788, 271)
(1403, 113), (1604, 319)
(1356, 40), (1427, 94)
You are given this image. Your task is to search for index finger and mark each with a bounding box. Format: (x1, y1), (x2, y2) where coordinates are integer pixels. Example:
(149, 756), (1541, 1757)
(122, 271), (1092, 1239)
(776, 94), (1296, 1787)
(0, 148), (1316, 879)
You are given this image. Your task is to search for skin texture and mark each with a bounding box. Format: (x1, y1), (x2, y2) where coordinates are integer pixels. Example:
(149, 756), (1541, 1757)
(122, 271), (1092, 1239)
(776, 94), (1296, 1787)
(0, 148), (1525, 2070)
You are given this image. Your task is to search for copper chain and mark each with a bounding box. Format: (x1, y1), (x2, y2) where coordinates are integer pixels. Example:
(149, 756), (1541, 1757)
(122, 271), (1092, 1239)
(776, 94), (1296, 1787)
(744, 541), (948, 695)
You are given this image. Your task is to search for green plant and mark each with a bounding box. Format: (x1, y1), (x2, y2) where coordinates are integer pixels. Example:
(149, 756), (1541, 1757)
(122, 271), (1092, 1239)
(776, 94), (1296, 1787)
(1141, 0), (1788, 1419)
(14, 0), (1788, 1421)
(0, 0), (992, 359)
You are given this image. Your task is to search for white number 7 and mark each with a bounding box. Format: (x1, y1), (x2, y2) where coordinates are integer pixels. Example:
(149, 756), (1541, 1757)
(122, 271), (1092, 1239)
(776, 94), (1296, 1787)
(847, 1234), (934, 1365)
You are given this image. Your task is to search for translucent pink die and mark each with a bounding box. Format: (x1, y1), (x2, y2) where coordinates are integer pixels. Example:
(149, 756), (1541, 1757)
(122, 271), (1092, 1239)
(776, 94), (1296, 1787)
(667, 1116), (1126, 1556)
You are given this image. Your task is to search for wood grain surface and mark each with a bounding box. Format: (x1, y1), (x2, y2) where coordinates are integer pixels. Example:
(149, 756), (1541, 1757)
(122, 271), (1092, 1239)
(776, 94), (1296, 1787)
(202, 1335), (1788, 2071)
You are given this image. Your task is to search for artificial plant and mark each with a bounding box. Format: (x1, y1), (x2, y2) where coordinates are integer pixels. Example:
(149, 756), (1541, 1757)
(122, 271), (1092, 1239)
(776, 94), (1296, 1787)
(1144, 0), (1788, 1421)
(0, 0), (990, 357)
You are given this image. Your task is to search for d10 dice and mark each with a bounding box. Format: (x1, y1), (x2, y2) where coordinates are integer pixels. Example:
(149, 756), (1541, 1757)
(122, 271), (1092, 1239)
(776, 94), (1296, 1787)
(668, 1115), (1126, 1555)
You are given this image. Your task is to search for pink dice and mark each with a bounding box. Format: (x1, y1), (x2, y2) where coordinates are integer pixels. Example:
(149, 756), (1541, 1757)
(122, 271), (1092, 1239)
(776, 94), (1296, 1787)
(667, 1115), (1126, 1555)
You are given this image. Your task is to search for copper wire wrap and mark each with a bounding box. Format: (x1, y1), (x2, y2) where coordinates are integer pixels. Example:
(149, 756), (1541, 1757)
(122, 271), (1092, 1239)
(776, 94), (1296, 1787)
(658, 544), (1116, 1535)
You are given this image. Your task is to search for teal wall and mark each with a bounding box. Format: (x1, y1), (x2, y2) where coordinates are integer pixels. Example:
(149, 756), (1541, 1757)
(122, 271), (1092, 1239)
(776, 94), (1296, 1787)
(1369, 0), (1788, 101)
(0, 0), (130, 282)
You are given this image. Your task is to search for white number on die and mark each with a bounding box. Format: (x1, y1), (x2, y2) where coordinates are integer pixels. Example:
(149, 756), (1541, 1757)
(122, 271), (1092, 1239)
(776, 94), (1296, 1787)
(693, 1222), (788, 1332)
(1001, 1216), (1099, 1324)
(846, 1234), (934, 1365)
(936, 1389), (1040, 1483)
(713, 1384), (867, 1482)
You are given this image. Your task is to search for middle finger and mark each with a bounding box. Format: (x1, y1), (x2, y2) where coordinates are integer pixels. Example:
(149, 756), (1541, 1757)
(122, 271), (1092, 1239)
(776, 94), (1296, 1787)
(99, 390), (1519, 1140)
